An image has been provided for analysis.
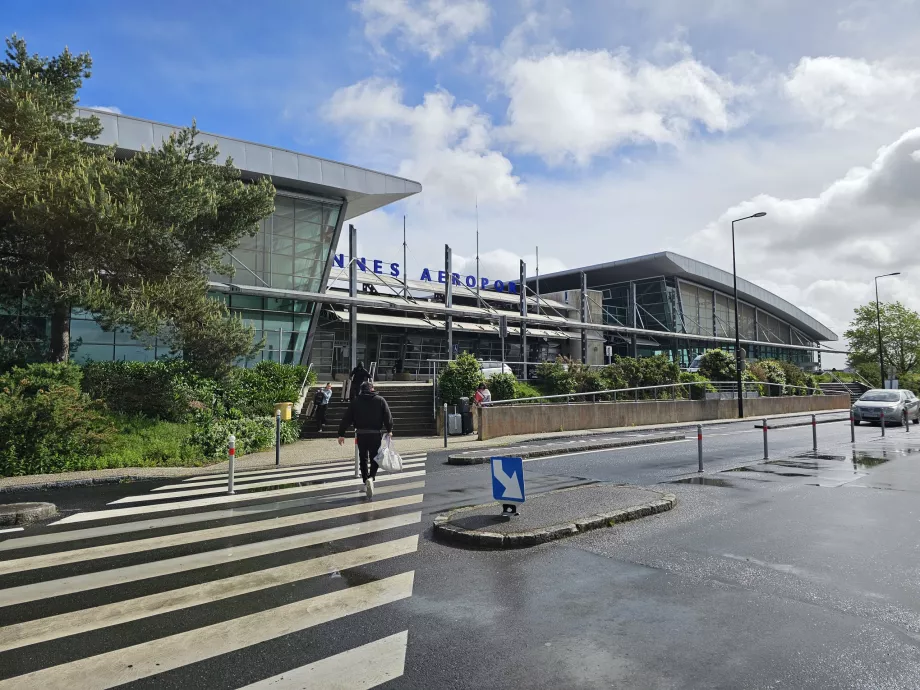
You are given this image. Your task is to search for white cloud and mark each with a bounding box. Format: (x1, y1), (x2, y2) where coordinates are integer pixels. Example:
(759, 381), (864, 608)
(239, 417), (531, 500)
(324, 77), (522, 208)
(83, 105), (122, 114)
(784, 56), (920, 128)
(496, 48), (742, 165)
(684, 127), (920, 357)
(355, 0), (490, 59)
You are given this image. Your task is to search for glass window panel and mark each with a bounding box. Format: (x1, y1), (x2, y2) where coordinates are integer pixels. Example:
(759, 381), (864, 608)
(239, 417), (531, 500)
(73, 342), (114, 363)
(271, 256), (295, 275)
(292, 299), (313, 313)
(294, 200), (322, 224)
(70, 319), (113, 345)
(230, 294), (263, 310)
(263, 313), (293, 330)
(266, 298), (294, 313)
(271, 235), (294, 254)
(323, 205), (340, 227)
(272, 215), (295, 237)
(274, 196), (295, 217)
(237, 310), (263, 328)
(270, 274), (295, 290)
(295, 238), (324, 259)
(115, 327), (150, 345)
(294, 220), (322, 241)
(289, 275), (319, 292)
(292, 315), (311, 332)
(238, 232), (263, 251)
(294, 258), (324, 276)
(114, 345), (155, 362)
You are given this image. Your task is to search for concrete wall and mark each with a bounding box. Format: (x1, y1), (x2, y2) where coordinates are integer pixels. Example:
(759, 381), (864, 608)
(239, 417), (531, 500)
(477, 394), (850, 440)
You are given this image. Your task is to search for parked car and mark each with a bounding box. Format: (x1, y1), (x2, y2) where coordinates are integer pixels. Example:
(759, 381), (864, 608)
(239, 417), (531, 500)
(851, 389), (920, 425)
(480, 361), (513, 378)
(685, 355), (704, 373)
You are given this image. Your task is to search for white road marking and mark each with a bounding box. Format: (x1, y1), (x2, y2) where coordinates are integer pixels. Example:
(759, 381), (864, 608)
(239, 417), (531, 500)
(2, 482), (426, 552)
(0, 495), (423, 575)
(0, 511), (421, 608)
(0, 528), (24, 535)
(240, 631), (409, 690)
(153, 461), (424, 493)
(51, 470), (426, 525)
(0, 572), (415, 690)
(113, 463), (425, 504)
(182, 454), (428, 483)
(0, 536), (418, 653)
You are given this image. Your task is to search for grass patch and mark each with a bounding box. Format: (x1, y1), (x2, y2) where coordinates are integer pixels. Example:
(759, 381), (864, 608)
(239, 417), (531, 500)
(91, 415), (206, 469)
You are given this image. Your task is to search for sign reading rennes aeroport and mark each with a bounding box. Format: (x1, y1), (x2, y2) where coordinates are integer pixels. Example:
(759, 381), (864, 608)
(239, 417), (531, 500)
(331, 254), (521, 294)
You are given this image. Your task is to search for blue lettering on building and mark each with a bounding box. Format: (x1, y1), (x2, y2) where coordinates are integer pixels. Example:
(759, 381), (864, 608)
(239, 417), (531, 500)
(328, 254), (519, 294)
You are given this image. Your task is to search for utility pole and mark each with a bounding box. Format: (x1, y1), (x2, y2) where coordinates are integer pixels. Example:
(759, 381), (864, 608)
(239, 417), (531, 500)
(348, 224), (358, 374)
(520, 259), (527, 380)
(475, 196), (481, 303)
(446, 244), (453, 360)
(535, 246), (540, 315)
(581, 271), (588, 365)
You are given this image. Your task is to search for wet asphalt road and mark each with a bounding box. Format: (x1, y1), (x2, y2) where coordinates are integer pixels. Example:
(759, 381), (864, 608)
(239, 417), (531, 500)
(2, 415), (920, 688)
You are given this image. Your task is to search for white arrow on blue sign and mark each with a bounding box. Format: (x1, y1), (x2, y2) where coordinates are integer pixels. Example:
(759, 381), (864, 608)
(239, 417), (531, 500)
(491, 457), (525, 503)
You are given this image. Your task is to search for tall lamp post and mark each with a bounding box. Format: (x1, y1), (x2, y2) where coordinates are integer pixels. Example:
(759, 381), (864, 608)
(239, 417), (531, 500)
(731, 211), (767, 418)
(875, 272), (900, 388)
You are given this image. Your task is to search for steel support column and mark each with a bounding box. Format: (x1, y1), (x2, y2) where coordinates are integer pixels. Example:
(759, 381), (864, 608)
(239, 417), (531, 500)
(445, 245), (453, 360)
(520, 260), (527, 379)
(349, 224), (358, 374)
(580, 271), (588, 365)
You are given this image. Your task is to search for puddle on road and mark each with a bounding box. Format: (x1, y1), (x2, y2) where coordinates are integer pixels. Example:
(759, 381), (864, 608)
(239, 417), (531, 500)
(670, 476), (735, 487)
(851, 452), (891, 469)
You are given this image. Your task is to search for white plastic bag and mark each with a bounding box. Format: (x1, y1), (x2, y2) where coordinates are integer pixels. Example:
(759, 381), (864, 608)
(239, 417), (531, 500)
(375, 437), (403, 472)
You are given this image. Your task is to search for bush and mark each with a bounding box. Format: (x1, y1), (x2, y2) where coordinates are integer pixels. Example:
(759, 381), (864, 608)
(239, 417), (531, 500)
(698, 349), (736, 381)
(438, 352), (483, 404)
(535, 357), (576, 395)
(82, 359), (215, 422)
(0, 379), (115, 476)
(757, 360), (787, 396)
(221, 361), (313, 417)
(513, 381), (545, 400)
(0, 362), (83, 394)
(189, 414), (302, 458)
(678, 371), (715, 400)
(489, 372), (517, 401)
(93, 416), (201, 468)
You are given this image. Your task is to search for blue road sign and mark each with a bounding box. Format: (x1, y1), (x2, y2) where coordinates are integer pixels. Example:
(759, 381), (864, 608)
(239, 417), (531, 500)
(491, 457), (525, 503)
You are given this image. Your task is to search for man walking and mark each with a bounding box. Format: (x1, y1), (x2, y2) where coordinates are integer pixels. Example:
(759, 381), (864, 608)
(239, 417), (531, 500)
(338, 381), (393, 497)
(313, 382), (333, 432)
(349, 361), (370, 400)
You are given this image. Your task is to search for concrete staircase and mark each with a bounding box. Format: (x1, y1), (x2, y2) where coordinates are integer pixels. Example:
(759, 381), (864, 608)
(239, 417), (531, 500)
(300, 383), (436, 439)
(819, 381), (869, 403)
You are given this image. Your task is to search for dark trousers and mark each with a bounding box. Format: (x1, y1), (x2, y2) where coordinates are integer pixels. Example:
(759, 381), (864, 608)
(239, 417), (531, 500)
(357, 432), (382, 482)
(315, 405), (327, 428)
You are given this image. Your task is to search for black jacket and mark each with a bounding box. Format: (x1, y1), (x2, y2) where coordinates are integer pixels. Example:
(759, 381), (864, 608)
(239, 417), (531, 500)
(338, 391), (393, 435)
(350, 366), (370, 386)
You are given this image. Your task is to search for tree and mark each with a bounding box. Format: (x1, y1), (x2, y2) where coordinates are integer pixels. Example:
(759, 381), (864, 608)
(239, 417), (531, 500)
(0, 36), (276, 371)
(844, 301), (920, 382)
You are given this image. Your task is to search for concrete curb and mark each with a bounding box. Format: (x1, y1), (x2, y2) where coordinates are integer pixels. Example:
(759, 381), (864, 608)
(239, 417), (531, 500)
(433, 487), (676, 549)
(0, 475), (164, 494)
(0, 502), (57, 526)
(446, 434), (686, 465)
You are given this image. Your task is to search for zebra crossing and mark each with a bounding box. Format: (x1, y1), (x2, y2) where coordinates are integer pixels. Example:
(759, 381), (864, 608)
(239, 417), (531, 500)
(0, 455), (427, 689)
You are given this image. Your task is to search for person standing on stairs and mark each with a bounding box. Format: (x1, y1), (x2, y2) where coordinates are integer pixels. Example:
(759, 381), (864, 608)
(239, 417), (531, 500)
(337, 381), (393, 498)
(313, 382), (333, 432)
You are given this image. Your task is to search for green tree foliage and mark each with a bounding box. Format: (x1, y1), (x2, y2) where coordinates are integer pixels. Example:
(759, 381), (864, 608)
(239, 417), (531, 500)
(0, 36), (275, 373)
(844, 301), (920, 381)
(488, 372), (517, 401)
(678, 371), (715, 400)
(697, 349), (736, 381)
(438, 352), (484, 404)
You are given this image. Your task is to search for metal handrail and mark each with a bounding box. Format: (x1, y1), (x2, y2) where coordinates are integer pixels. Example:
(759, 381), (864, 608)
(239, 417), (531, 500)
(488, 380), (843, 406)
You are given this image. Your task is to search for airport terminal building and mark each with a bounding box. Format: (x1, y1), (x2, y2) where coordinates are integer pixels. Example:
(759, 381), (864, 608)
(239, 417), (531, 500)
(2, 111), (839, 375)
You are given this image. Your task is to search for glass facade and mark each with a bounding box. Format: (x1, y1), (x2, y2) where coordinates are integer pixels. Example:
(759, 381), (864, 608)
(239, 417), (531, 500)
(65, 192), (342, 366)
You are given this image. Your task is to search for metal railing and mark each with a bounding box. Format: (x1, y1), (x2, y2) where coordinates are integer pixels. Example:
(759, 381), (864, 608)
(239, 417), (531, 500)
(488, 380), (837, 406)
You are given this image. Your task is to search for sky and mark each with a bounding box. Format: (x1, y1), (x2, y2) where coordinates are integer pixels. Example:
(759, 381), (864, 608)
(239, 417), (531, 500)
(6, 0), (920, 365)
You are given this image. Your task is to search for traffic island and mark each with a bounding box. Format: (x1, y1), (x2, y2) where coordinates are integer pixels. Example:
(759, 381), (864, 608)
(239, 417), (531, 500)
(0, 502), (57, 526)
(433, 484), (675, 548)
(446, 433), (686, 465)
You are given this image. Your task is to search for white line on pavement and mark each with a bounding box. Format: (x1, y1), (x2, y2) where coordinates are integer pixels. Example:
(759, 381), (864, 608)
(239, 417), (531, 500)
(2, 482), (426, 552)
(0, 512), (421, 608)
(0, 528), (24, 535)
(181, 453), (428, 483)
(51, 471), (426, 525)
(0, 572), (415, 690)
(239, 631), (409, 690)
(0, 536), (418, 653)
(0, 495), (423, 575)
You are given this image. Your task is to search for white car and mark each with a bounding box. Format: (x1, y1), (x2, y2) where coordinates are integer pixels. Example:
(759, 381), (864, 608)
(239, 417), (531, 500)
(480, 361), (513, 378)
(852, 389), (920, 425)
(686, 355), (704, 373)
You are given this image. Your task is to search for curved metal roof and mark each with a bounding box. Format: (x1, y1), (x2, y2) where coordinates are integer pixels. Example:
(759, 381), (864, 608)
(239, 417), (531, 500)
(529, 251), (837, 342)
(77, 108), (422, 219)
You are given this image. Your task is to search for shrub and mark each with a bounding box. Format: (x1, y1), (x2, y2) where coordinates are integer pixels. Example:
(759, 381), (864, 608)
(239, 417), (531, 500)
(0, 380), (115, 476)
(513, 381), (545, 400)
(678, 371), (715, 400)
(438, 352), (483, 404)
(189, 414), (302, 458)
(82, 359), (215, 422)
(742, 370), (766, 397)
(757, 360), (787, 396)
(221, 361), (313, 417)
(93, 416), (201, 468)
(0, 362), (83, 394)
(698, 349), (736, 381)
(488, 372), (517, 401)
(535, 357), (576, 395)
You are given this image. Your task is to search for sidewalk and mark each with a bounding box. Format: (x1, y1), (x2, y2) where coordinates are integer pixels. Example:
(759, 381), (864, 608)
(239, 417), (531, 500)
(0, 409), (849, 492)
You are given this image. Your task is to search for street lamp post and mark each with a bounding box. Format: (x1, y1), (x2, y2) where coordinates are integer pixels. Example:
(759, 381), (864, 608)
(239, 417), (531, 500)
(875, 272), (900, 388)
(731, 212), (767, 418)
